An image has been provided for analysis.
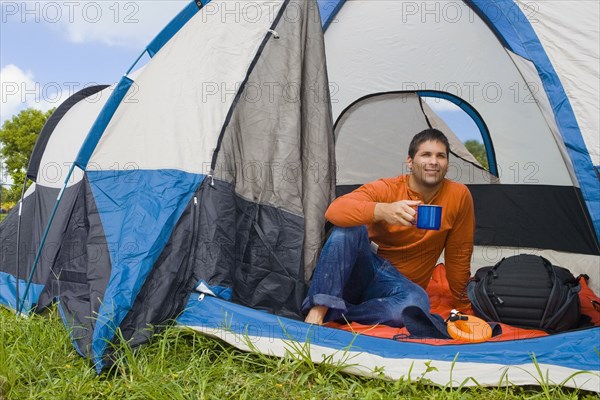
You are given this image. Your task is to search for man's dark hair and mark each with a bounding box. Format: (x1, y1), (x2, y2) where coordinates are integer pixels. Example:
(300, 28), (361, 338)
(408, 128), (450, 158)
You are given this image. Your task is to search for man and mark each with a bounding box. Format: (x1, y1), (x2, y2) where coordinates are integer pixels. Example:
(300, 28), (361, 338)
(303, 128), (474, 326)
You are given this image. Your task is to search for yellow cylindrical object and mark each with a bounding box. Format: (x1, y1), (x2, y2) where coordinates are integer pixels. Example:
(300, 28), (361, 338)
(447, 315), (493, 343)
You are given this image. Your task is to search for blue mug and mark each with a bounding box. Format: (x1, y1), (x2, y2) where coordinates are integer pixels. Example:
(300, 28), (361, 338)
(416, 205), (442, 230)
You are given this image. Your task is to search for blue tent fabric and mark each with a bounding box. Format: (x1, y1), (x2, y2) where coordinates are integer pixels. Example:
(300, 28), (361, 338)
(317, 0), (346, 29)
(0, 271), (44, 313)
(74, 77), (133, 170)
(178, 294), (600, 372)
(146, 0), (204, 57)
(88, 170), (204, 368)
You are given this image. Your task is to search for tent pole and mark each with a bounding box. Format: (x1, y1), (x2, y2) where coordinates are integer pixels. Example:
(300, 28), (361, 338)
(14, 177), (29, 315)
(126, 50), (148, 76)
(17, 164), (77, 315)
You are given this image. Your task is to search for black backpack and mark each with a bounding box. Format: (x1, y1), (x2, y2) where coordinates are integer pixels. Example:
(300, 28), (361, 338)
(467, 254), (581, 332)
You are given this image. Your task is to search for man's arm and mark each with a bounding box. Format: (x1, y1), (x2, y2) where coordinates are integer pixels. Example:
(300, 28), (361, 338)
(444, 187), (475, 309)
(326, 179), (420, 227)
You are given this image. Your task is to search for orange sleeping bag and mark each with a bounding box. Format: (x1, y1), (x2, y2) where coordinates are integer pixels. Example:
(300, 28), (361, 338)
(326, 264), (600, 345)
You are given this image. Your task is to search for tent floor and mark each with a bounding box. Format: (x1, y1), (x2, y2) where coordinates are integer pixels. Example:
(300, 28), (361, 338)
(325, 264), (600, 345)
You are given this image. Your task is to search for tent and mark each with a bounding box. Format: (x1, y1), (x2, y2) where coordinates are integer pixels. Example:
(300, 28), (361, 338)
(1, 0), (599, 391)
(1, 0), (334, 368)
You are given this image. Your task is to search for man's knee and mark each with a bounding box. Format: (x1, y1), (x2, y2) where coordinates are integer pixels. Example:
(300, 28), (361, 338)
(328, 226), (368, 242)
(405, 285), (431, 312)
(385, 285), (431, 326)
(382, 273), (430, 310)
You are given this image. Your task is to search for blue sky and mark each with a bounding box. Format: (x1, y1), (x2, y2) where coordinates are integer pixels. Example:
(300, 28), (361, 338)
(0, 0), (483, 144)
(1, 1), (187, 122)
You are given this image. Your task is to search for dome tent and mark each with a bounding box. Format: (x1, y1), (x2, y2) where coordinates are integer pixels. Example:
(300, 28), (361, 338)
(1, 0), (598, 391)
(2, 0), (335, 370)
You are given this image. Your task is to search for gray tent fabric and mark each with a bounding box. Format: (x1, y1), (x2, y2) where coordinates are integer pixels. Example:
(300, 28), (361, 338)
(0, 184), (81, 310)
(0, 85), (112, 313)
(2, 0), (334, 362)
(40, 0), (334, 362)
(209, 0), (335, 315)
(49, 178), (113, 355)
(190, 180), (307, 318)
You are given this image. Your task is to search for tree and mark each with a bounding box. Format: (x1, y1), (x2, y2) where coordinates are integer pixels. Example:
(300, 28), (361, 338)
(0, 108), (54, 203)
(463, 140), (489, 170)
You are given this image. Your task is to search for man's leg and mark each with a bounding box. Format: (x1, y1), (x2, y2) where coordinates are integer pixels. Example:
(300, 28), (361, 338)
(344, 259), (431, 327)
(302, 226), (377, 323)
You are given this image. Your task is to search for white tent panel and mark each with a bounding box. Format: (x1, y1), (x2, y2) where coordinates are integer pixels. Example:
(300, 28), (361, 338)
(507, 51), (578, 186)
(517, 0), (600, 167)
(37, 87), (112, 188)
(324, 0), (573, 186)
(335, 93), (429, 184)
(335, 93), (498, 186)
(90, 0), (284, 173)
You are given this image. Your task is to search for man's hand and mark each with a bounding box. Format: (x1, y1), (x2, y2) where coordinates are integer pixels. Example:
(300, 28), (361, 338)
(374, 200), (422, 226)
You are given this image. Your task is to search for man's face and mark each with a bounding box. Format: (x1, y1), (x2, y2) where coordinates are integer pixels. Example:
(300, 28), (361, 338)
(407, 140), (449, 188)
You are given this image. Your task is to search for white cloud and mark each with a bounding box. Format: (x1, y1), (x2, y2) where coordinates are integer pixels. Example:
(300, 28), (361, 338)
(2, 1), (187, 47)
(51, 1), (188, 47)
(0, 64), (67, 124)
(1, 64), (34, 123)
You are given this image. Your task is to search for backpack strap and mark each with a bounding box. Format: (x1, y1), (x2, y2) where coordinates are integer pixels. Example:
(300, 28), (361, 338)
(489, 257), (506, 279)
(479, 258), (506, 322)
(539, 256), (559, 328)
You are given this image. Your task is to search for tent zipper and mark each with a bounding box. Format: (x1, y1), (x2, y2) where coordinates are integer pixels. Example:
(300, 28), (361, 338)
(160, 194), (200, 323)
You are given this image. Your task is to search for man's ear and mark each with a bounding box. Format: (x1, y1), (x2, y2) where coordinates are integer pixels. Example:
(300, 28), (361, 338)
(407, 156), (413, 171)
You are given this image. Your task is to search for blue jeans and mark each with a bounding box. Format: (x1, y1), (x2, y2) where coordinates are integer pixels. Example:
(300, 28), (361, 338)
(302, 226), (430, 327)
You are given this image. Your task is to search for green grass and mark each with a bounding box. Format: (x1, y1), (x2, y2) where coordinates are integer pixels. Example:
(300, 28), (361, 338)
(0, 307), (596, 400)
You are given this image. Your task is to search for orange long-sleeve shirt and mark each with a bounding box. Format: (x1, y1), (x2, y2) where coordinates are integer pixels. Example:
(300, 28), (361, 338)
(325, 175), (475, 307)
